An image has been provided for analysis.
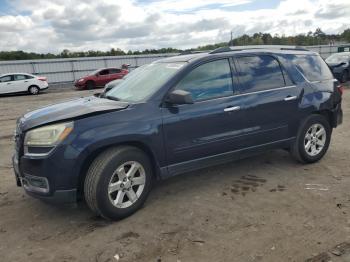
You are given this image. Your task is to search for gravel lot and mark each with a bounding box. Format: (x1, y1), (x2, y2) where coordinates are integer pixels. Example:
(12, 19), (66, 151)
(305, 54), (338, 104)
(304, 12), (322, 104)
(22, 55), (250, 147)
(0, 85), (350, 262)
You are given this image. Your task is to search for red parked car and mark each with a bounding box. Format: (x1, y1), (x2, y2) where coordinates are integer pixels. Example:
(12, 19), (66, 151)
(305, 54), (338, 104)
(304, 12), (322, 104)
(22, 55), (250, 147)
(74, 67), (128, 90)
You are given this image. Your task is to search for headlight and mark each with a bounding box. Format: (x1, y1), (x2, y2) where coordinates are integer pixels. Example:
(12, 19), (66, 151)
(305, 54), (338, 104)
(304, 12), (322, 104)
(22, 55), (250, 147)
(78, 78), (85, 82)
(24, 122), (73, 147)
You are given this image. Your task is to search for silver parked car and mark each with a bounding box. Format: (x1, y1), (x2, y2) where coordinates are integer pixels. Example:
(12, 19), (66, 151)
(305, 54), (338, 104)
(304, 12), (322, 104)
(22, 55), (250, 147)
(101, 65), (147, 97)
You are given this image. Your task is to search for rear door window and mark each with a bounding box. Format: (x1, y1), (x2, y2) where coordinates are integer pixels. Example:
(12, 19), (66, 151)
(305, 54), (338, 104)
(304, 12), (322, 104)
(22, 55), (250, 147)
(14, 75), (27, 81)
(235, 55), (286, 93)
(174, 59), (234, 102)
(290, 55), (333, 81)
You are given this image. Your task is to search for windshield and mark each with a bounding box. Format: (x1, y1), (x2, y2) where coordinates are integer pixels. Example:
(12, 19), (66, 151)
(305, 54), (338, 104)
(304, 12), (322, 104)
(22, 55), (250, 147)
(106, 62), (185, 102)
(325, 53), (350, 64)
(123, 65), (146, 79)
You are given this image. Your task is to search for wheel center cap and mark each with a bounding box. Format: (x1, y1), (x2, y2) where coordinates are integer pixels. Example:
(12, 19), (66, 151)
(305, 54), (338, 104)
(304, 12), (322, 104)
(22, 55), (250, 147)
(124, 180), (131, 189)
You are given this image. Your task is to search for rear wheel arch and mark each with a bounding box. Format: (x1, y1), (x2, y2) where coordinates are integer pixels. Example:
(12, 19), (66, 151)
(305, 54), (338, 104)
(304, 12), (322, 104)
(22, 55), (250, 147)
(341, 69), (348, 83)
(315, 110), (332, 123)
(28, 85), (40, 95)
(76, 141), (160, 198)
(311, 109), (338, 128)
(291, 113), (331, 163)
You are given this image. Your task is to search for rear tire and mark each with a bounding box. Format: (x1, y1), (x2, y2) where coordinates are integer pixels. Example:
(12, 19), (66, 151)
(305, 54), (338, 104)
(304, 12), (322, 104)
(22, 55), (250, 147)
(84, 146), (153, 220)
(341, 70), (348, 83)
(86, 81), (95, 90)
(28, 85), (40, 95)
(291, 114), (331, 163)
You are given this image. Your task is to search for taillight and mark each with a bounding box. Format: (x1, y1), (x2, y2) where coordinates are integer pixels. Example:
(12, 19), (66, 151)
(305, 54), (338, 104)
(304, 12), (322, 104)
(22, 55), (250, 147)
(38, 77), (47, 82)
(337, 84), (344, 96)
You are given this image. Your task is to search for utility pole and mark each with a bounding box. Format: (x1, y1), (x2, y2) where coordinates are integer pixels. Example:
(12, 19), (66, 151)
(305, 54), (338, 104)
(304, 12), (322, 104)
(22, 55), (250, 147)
(230, 30), (233, 46)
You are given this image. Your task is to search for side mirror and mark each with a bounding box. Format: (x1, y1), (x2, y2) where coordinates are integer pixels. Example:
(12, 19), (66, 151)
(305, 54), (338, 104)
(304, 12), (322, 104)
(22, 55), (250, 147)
(167, 90), (194, 105)
(104, 86), (114, 93)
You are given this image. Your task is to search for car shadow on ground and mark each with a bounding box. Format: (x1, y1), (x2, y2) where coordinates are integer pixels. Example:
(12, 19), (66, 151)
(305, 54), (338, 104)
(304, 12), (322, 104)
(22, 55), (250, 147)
(20, 148), (296, 225)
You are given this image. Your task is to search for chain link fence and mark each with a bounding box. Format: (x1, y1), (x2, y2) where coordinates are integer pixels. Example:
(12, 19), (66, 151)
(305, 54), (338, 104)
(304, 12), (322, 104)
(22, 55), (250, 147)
(1, 44), (349, 84)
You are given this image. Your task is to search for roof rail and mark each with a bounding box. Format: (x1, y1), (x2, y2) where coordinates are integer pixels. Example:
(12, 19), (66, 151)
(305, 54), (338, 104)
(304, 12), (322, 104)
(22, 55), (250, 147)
(209, 45), (309, 54)
(209, 47), (233, 54)
(178, 50), (206, 56)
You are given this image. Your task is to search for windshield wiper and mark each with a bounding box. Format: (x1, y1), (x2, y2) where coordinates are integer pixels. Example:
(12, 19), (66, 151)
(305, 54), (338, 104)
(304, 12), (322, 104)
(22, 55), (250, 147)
(106, 95), (121, 101)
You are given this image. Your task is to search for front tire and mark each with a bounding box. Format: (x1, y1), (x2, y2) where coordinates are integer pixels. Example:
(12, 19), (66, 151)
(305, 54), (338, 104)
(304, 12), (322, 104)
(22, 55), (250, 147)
(28, 85), (40, 95)
(291, 114), (331, 163)
(86, 81), (95, 90)
(84, 146), (153, 220)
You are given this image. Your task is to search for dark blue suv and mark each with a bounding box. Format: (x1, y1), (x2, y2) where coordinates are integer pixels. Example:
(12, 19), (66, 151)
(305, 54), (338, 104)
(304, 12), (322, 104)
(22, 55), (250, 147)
(13, 46), (343, 220)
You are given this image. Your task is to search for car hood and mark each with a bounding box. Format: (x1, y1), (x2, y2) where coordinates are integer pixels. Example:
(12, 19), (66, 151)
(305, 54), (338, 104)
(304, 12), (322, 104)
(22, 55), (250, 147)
(107, 79), (124, 85)
(76, 74), (94, 80)
(18, 96), (129, 131)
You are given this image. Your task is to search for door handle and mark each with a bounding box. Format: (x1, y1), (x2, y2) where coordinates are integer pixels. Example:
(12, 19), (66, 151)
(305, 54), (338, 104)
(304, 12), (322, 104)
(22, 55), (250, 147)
(224, 106), (240, 112)
(284, 96), (297, 101)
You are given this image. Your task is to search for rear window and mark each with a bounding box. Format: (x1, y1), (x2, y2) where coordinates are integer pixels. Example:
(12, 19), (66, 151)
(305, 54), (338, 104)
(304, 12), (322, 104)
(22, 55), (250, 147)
(291, 55), (333, 82)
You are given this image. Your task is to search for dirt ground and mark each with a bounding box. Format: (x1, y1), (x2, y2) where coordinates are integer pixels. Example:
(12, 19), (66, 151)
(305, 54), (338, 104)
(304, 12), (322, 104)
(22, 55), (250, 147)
(0, 85), (350, 262)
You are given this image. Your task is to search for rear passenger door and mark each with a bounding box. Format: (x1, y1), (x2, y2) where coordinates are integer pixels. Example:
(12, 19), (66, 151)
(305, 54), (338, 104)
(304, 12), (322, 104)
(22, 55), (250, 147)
(12, 74), (29, 92)
(234, 55), (301, 146)
(109, 68), (124, 81)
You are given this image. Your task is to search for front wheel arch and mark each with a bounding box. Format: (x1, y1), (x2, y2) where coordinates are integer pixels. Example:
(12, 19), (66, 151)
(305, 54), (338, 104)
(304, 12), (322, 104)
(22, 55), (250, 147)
(76, 141), (160, 199)
(85, 80), (96, 89)
(84, 145), (154, 219)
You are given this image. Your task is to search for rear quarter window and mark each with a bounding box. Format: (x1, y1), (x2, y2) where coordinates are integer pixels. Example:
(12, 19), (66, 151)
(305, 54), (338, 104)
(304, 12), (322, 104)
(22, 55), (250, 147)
(290, 55), (333, 82)
(109, 69), (121, 74)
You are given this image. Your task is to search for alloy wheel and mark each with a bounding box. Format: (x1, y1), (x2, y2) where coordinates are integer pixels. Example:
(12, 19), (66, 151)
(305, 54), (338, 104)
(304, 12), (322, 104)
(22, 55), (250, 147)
(107, 161), (146, 208)
(30, 86), (39, 95)
(304, 123), (326, 156)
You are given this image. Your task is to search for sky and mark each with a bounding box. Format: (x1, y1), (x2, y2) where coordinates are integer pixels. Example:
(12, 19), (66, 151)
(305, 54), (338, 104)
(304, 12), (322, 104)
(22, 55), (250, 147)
(0, 0), (349, 53)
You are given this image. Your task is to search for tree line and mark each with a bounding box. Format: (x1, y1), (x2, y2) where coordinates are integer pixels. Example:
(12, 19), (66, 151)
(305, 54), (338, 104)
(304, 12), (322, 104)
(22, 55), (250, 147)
(1, 28), (349, 61)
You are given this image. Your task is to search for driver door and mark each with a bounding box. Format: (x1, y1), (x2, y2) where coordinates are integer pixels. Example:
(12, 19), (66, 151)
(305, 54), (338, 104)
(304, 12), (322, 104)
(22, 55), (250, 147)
(0, 75), (14, 94)
(96, 69), (110, 86)
(161, 58), (247, 175)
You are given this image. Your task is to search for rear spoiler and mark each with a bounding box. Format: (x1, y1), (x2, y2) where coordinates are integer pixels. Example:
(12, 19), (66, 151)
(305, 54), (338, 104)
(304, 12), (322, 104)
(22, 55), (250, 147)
(121, 64), (130, 69)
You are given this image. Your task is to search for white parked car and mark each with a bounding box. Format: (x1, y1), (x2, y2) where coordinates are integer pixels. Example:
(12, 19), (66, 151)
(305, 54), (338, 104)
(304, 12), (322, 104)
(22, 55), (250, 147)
(0, 73), (48, 95)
